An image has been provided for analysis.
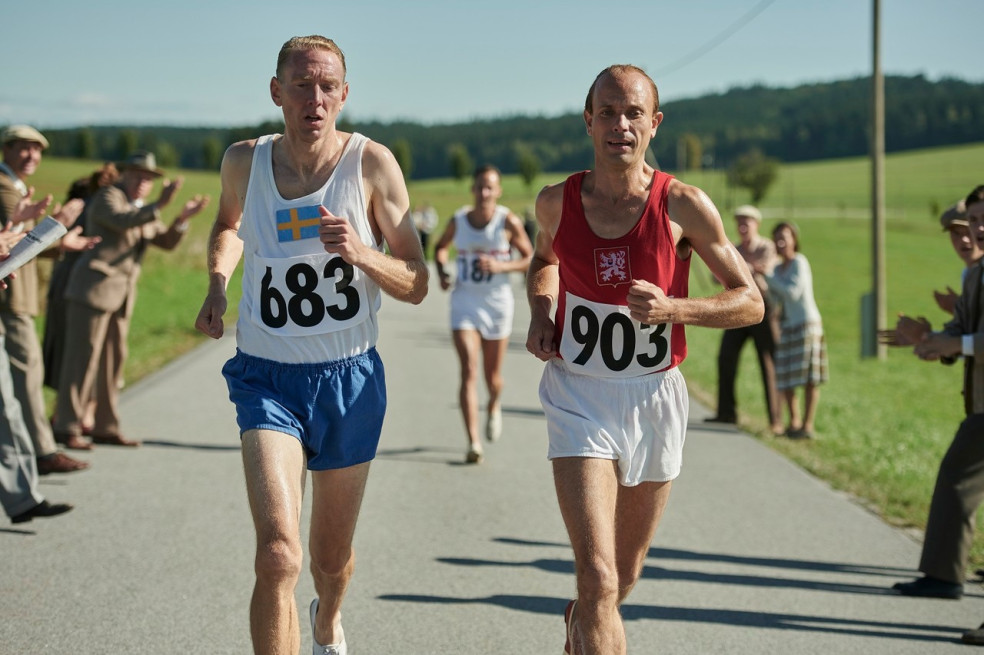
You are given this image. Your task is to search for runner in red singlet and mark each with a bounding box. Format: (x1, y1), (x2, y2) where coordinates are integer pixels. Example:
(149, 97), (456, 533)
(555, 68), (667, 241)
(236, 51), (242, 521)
(526, 65), (764, 655)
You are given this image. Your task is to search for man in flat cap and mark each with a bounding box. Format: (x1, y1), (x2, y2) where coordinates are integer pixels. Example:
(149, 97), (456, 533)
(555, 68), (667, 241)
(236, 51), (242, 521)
(53, 151), (209, 449)
(0, 124), (97, 474)
(934, 201), (980, 315)
(706, 204), (783, 434)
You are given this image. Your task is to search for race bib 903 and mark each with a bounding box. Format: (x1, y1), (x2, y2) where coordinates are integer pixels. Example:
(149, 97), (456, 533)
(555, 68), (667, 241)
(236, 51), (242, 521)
(560, 292), (672, 378)
(251, 252), (369, 337)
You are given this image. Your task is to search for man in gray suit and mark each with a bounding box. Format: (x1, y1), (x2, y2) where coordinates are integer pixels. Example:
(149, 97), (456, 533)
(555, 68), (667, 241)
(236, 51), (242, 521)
(0, 125), (97, 473)
(887, 185), (984, 607)
(0, 199), (76, 523)
(52, 151), (209, 448)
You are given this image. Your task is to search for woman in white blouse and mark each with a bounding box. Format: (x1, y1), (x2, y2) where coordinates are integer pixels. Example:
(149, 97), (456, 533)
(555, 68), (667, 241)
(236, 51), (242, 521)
(764, 222), (828, 438)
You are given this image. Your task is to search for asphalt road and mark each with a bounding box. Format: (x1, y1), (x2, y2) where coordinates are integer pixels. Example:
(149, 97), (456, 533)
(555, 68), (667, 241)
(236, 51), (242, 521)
(3, 274), (983, 654)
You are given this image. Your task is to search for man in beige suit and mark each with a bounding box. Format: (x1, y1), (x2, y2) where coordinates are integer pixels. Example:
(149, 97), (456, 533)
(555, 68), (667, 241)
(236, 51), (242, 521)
(0, 125), (97, 473)
(53, 151), (209, 448)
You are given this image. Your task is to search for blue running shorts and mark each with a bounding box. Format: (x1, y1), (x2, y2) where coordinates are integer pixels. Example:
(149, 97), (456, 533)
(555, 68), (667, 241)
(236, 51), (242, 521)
(222, 348), (386, 470)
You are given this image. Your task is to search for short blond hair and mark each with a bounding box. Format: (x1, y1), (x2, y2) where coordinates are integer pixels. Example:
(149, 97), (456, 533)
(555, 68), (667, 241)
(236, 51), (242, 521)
(276, 35), (346, 79)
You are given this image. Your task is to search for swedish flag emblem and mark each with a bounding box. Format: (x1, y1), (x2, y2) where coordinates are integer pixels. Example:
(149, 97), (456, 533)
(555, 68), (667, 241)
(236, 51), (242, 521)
(276, 205), (321, 242)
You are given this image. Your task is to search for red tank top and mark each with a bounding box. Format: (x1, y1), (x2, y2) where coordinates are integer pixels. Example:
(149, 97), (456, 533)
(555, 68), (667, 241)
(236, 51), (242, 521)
(553, 170), (689, 377)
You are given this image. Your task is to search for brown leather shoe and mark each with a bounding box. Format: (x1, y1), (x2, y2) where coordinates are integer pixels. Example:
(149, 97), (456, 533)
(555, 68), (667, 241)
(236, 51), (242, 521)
(90, 433), (140, 447)
(55, 433), (94, 451)
(37, 452), (90, 475)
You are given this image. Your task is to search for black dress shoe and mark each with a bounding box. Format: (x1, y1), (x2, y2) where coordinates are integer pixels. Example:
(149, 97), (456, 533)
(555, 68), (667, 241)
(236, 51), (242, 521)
(704, 415), (736, 424)
(11, 500), (74, 524)
(892, 576), (963, 599)
(963, 623), (984, 645)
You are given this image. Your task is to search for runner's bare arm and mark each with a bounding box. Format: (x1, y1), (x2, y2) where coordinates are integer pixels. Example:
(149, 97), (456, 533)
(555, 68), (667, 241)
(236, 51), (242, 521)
(194, 141), (251, 338)
(433, 218), (457, 291)
(628, 180), (763, 329)
(526, 183), (563, 361)
(323, 141), (427, 304)
(484, 212), (533, 274)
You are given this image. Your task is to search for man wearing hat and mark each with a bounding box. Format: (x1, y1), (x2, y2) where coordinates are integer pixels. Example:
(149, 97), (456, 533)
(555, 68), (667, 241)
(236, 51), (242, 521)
(0, 124), (98, 474)
(888, 185), (984, 606)
(706, 204), (783, 434)
(934, 201), (980, 315)
(881, 201), (982, 346)
(52, 150), (209, 448)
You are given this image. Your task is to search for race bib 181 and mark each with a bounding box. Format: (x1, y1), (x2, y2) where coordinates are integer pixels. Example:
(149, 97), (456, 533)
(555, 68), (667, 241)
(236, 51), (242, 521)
(456, 250), (511, 286)
(250, 252), (370, 337)
(456, 253), (494, 285)
(559, 292), (672, 378)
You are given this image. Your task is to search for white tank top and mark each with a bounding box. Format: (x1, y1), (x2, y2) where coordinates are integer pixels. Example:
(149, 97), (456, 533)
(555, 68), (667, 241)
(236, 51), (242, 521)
(451, 205), (512, 296)
(235, 133), (382, 363)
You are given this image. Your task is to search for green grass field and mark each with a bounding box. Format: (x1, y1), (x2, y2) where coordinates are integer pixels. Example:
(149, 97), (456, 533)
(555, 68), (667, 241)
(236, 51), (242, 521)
(27, 142), (984, 569)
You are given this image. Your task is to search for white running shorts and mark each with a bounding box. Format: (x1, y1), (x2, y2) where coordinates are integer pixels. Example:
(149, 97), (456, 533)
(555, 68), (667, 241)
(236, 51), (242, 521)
(539, 358), (689, 486)
(450, 286), (514, 340)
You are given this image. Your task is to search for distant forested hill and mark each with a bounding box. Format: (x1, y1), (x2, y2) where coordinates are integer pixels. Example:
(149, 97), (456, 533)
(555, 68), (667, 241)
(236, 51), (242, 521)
(39, 74), (984, 179)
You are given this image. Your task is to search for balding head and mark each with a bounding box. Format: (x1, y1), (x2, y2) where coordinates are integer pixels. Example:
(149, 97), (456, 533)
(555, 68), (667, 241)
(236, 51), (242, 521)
(585, 65), (659, 116)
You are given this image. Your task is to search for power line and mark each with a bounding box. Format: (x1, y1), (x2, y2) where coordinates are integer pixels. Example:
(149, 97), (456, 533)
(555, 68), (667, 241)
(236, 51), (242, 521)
(653, 0), (778, 77)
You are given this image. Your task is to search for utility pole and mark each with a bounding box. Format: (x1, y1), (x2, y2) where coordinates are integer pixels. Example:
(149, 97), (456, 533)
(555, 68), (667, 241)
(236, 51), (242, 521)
(866, 0), (887, 359)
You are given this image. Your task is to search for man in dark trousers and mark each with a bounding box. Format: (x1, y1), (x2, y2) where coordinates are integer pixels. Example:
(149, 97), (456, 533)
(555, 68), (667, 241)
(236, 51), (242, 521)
(706, 205), (782, 434)
(887, 186), (984, 622)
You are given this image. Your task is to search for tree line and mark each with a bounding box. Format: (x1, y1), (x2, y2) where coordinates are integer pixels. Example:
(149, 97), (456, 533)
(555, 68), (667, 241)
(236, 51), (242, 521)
(38, 74), (984, 181)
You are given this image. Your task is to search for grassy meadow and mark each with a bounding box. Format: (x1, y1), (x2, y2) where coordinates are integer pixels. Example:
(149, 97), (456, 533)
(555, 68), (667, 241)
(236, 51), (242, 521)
(27, 141), (984, 568)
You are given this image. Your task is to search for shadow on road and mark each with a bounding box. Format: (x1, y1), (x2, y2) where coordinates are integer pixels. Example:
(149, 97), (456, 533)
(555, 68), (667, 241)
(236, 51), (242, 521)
(501, 405), (545, 419)
(429, 537), (984, 602)
(493, 537), (918, 578)
(435, 554), (913, 598)
(375, 445), (465, 465)
(376, 592), (963, 644)
(142, 440), (241, 452)
(0, 527), (37, 536)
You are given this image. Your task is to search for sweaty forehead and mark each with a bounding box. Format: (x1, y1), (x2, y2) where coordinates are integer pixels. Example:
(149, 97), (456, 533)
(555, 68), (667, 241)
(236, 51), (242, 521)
(284, 49), (344, 80)
(594, 72), (653, 108)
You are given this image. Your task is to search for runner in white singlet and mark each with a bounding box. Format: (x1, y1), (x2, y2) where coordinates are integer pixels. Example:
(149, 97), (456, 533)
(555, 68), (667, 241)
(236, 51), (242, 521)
(434, 165), (532, 463)
(194, 36), (428, 655)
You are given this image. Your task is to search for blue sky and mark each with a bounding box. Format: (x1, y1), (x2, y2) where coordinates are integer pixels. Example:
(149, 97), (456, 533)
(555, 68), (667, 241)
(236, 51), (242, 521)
(3, 0), (982, 128)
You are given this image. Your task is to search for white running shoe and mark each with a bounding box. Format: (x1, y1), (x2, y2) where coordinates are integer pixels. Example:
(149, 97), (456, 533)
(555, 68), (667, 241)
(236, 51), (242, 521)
(466, 443), (484, 464)
(486, 407), (502, 442)
(310, 598), (347, 655)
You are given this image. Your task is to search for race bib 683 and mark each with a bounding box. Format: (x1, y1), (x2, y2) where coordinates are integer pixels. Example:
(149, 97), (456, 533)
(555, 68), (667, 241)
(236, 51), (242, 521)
(251, 252), (370, 337)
